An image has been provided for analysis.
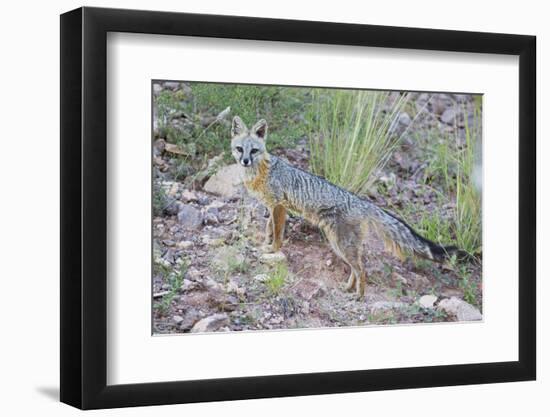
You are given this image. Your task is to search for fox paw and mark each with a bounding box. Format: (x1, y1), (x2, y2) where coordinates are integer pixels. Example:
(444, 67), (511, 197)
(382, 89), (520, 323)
(261, 244), (275, 253)
(354, 293), (365, 302)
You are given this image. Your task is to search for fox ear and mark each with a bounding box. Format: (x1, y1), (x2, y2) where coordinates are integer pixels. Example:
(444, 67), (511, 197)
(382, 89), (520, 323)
(231, 116), (247, 137)
(251, 119), (268, 140)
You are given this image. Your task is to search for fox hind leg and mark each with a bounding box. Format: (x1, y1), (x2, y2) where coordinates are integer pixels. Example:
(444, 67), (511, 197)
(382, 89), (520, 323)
(345, 272), (356, 292)
(325, 222), (366, 297)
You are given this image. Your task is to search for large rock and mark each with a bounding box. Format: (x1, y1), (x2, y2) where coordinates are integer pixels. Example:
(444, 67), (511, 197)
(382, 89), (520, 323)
(177, 205), (202, 230)
(190, 313), (230, 333)
(418, 294), (438, 309)
(203, 164), (244, 197)
(438, 297), (482, 321)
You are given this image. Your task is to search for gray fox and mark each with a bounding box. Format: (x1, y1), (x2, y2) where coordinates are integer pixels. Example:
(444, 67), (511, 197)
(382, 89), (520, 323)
(230, 116), (464, 297)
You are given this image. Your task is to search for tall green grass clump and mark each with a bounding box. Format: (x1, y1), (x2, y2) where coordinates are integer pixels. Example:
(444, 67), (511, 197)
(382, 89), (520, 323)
(453, 103), (482, 255)
(307, 90), (410, 195)
(407, 102), (482, 257)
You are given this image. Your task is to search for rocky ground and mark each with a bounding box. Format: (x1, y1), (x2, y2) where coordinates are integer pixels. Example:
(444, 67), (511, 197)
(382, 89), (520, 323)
(152, 81), (483, 334)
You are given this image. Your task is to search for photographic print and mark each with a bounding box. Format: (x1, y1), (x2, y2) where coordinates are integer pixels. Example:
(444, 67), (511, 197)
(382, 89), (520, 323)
(152, 81), (483, 334)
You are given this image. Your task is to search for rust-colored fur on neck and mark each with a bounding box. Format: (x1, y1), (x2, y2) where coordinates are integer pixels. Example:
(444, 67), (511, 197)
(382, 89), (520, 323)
(244, 157), (273, 205)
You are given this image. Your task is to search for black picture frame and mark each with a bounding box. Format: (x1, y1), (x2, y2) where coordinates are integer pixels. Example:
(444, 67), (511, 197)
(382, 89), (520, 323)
(60, 6), (536, 410)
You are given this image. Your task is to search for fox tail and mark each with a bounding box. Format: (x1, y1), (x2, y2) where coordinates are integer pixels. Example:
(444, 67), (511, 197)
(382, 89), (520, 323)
(367, 205), (470, 262)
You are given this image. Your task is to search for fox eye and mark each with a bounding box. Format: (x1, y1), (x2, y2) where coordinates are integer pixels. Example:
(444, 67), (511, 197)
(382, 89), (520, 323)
(250, 148), (259, 154)
(235, 146), (243, 153)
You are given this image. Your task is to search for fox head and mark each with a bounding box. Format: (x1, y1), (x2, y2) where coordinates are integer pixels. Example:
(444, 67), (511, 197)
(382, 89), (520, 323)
(230, 116), (268, 168)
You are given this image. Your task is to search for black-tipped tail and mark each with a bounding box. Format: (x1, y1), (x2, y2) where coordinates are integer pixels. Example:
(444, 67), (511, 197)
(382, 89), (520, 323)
(427, 242), (472, 263)
(374, 206), (472, 263)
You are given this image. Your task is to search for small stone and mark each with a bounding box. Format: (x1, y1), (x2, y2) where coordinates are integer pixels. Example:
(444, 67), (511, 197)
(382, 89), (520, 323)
(204, 206), (220, 217)
(418, 294), (438, 309)
(254, 273), (269, 283)
(195, 198), (208, 207)
(176, 240), (193, 250)
(203, 211), (219, 225)
(190, 313), (230, 333)
(167, 182), (179, 197)
(440, 107), (457, 125)
(153, 83), (163, 94)
(207, 200), (226, 210)
(398, 112), (411, 126)
(181, 279), (199, 292)
(172, 315), (184, 324)
(438, 297), (482, 321)
(325, 259), (333, 267)
(180, 189), (198, 203)
(177, 205), (202, 230)
(259, 252), (287, 265)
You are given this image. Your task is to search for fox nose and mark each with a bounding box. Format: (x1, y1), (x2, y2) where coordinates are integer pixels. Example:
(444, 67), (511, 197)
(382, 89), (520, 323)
(241, 158), (250, 166)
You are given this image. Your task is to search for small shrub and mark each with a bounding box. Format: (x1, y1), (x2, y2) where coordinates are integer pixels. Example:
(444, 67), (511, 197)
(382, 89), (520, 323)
(186, 83), (310, 153)
(154, 260), (188, 316)
(211, 245), (249, 276)
(265, 263), (288, 295)
(152, 183), (168, 217)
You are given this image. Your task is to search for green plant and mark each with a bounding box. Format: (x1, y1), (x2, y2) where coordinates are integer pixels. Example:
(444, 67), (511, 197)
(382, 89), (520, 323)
(212, 244), (249, 274)
(453, 103), (482, 255)
(155, 88), (187, 135)
(451, 257), (478, 306)
(153, 260), (188, 316)
(152, 183), (168, 217)
(226, 253), (249, 274)
(307, 90), (411, 195)
(265, 263), (288, 295)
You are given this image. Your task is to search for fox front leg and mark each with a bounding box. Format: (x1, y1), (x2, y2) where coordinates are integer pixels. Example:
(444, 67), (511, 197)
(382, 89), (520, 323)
(264, 215), (273, 247)
(271, 205), (286, 252)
